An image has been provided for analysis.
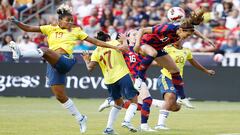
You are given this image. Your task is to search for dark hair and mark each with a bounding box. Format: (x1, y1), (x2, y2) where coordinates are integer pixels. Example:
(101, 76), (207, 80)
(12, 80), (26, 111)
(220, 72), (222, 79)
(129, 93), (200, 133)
(2, 33), (14, 46)
(180, 21), (194, 31)
(96, 31), (111, 42)
(56, 4), (72, 20)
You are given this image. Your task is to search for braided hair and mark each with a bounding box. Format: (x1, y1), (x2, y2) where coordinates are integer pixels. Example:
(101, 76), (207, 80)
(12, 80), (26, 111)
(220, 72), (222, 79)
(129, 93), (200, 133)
(56, 4), (73, 20)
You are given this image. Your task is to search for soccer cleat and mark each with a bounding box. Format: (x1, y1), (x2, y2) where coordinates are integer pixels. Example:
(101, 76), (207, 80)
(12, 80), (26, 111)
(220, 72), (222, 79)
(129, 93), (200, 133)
(78, 115), (87, 133)
(177, 98), (194, 109)
(9, 41), (21, 61)
(121, 121), (137, 133)
(139, 124), (156, 132)
(103, 128), (118, 135)
(134, 77), (142, 90)
(98, 97), (113, 112)
(154, 125), (170, 130)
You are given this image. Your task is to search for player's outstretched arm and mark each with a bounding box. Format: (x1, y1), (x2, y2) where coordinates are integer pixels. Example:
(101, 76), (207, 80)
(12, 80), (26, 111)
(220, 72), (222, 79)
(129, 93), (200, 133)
(81, 51), (97, 72)
(8, 16), (41, 32)
(194, 29), (215, 48)
(133, 27), (152, 53)
(188, 58), (215, 76)
(84, 36), (128, 52)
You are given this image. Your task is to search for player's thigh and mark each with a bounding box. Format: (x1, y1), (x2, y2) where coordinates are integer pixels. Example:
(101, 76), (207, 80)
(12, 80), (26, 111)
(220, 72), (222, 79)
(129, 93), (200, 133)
(155, 54), (179, 73)
(119, 74), (139, 100)
(138, 82), (151, 100)
(140, 44), (157, 57)
(157, 75), (177, 100)
(40, 47), (61, 65)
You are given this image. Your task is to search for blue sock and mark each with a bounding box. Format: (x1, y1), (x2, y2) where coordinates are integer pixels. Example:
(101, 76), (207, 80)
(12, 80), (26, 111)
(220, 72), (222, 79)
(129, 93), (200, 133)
(138, 55), (154, 79)
(141, 97), (152, 123)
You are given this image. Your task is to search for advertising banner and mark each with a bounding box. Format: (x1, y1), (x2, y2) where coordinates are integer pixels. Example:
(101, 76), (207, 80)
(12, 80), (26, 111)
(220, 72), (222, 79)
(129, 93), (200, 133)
(0, 63), (239, 101)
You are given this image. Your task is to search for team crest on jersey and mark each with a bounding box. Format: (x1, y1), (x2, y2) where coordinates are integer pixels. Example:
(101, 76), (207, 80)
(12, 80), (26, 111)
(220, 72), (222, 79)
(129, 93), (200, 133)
(170, 87), (175, 91)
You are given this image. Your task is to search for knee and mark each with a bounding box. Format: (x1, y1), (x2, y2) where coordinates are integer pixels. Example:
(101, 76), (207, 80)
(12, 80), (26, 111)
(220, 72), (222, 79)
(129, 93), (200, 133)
(56, 95), (68, 103)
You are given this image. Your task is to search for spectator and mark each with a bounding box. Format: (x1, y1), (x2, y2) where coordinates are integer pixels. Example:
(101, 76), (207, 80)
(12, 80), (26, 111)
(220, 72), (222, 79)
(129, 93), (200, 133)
(220, 36), (240, 53)
(13, 0), (33, 14)
(1, 33), (14, 51)
(76, 0), (95, 19)
(0, 0), (18, 32)
(0, 33), (15, 61)
(17, 33), (38, 52)
(183, 37), (204, 52)
(225, 9), (240, 29)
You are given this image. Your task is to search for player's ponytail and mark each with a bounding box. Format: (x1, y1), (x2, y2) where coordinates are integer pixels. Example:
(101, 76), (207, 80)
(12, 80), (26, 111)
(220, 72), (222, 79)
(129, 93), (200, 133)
(56, 4), (73, 20)
(96, 31), (111, 42)
(179, 8), (204, 31)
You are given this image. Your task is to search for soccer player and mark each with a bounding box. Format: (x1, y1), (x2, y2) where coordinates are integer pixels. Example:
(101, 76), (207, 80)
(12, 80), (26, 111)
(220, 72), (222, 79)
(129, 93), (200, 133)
(8, 4), (126, 133)
(82, 31), (139, 134)
(155, 41), (215, 130)
(133, 9), (205, 103)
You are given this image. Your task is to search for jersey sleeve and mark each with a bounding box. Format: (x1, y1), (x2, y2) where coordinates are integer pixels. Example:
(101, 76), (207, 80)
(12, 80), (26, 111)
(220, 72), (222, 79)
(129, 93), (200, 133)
(40, 25), (52, 36)
(77, 28), (88, 40)
(186, 49), (193, 60)
(91, 49), (99, 62)
(163, 45), (172, 53)
(152, 24), (178, 35)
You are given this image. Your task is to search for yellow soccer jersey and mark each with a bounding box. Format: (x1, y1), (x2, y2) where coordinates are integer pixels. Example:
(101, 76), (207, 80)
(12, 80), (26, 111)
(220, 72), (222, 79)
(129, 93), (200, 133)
(161, 45), (193, 79)
(91, 40), (129, 84)
(40, 25), (88, 55)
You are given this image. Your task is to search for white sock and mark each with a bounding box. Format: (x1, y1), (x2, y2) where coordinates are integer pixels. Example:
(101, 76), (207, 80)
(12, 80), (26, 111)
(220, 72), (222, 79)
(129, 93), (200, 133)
(21, 49), (44, 58)
(106, 106), (121, 129)
(62, 98), (83, 122)
(124, 103), (137, 122)
(152, 99), (165, 109)
(157, 110), (169, 126)
(110, 100), (115, 106)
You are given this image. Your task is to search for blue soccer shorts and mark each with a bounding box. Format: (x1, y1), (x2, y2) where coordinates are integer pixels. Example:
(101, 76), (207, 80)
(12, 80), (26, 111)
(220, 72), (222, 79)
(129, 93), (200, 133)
(106, 74), (139, 101)
(157, 74), (177, 98)
(46, 54), (76, 86)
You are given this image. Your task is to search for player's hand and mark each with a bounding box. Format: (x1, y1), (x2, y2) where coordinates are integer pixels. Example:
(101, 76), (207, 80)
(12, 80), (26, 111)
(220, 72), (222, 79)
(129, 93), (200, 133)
(8, 16), (19, 24)
(81, 50), (90, 62)
(118, 33), (127, 42)
(206, 69), (215, 76)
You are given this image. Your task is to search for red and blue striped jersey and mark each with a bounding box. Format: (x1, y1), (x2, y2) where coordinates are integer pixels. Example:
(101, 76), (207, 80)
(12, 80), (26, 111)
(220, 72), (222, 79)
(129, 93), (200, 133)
(123, 46), (146, 80)
(141, 23), (180, 50)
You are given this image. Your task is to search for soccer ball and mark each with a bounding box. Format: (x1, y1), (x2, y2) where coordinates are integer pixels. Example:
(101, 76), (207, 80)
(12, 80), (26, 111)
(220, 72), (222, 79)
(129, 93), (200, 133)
(213, 53), (224, 62)
(167, 7), (186, 23)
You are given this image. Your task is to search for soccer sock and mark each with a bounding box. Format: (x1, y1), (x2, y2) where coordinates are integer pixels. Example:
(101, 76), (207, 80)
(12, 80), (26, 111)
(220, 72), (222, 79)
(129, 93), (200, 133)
(106, 106), (121, 129)
(62, 98), (83, 122)
(138, 55), (155, 79)
(152, 99), (165, 109)
(123, 100), (142, 111)
(171, 72), (186, 99)
(157, 110), (169, 126)
(141, 97), (152, 124)
(124, 103), (137, 122)
(21, 49), (44, 58)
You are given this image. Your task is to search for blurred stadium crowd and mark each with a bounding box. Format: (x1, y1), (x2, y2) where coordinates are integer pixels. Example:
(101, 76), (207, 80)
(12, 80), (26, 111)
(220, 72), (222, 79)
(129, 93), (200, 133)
(0, 0), (240, 62)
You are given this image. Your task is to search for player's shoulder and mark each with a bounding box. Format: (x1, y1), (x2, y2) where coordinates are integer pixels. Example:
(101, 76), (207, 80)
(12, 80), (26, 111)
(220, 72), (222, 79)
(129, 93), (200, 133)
(164, 45), (175, 50)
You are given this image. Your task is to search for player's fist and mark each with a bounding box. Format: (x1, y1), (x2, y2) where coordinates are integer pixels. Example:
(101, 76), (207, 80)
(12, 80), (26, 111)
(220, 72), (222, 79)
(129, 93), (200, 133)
(8, 16), (19, 24)
(206, 70), (215, 76)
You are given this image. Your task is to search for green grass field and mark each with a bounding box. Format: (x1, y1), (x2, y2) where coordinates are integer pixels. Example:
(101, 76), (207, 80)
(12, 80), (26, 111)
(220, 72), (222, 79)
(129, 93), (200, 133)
(0, 97), (240, 135)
